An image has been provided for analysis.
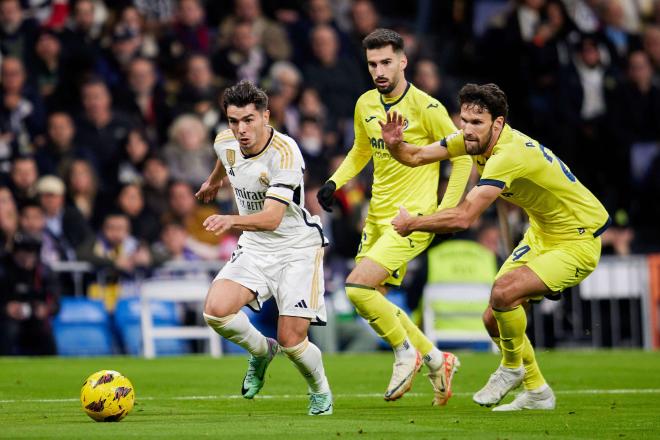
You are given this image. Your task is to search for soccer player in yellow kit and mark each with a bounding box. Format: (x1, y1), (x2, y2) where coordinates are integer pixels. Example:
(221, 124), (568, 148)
(316, 29), (472, 404)
(382, 83), (611, 411)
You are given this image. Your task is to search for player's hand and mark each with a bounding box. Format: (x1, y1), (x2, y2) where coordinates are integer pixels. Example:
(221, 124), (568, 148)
(195, 179), (222, 203)
(392, 206), (413, 237)
(379, 111), (405, 147)
(203, 214), (234, 235)
(316, 180), (336, 212)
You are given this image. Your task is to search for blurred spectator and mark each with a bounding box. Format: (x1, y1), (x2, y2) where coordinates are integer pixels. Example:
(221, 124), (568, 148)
(18, 201), (60, 267)
(95, 25), (144, 89)
(63, 159), (100, 225)
(0, 232), (59, 355)
(0, 0), (39, 63)
(303, 25), (365, 130)
(265, 61), (302, 136)
(114, 5), (158, 59)
(133, 0), (176, 28)
(115, 57), (170, 145)
(115, 182), (160, 244)
(35, 112), (89, 176)
(0, 57), (46, 163)
(212, 20), (272, 85)
(8, 155), (38, 207)
(32, 28), (64, 106)
(163, 114), (215, 188)
(159, 0), (213, 75)
(349, 0), (380, 85)
(162, 180), (219, 251)
(36, 174), (92, 258)
(150, 220), (202, 266)
(142, 155), (171, 218)
(75, 78), (133, 192)
(600, 0), (641, 68)
(176, 54), (222, 130)
(0, 185), (18, 254)
(642, 25), (660, 79)
(413, 59), (458, 115)
(25, 0), (69, 30)
(81, 211), (151, 275)
(116, 128), (151, 186)
(297, 116), (330, 179)
(564, 0), (602, 33)
(218, 0), (292, 61)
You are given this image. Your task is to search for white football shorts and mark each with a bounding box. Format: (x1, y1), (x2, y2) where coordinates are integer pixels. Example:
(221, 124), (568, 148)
(214, 246), (327, 325)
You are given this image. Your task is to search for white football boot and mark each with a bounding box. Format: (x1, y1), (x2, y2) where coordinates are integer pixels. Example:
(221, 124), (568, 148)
(473, 365), (524, 407)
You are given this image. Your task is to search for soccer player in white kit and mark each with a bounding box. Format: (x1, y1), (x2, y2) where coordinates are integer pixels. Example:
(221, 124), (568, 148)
(197, 80), (333, 415)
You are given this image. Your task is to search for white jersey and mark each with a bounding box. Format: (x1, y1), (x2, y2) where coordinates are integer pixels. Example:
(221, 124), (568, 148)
(213, 127), (327, 252)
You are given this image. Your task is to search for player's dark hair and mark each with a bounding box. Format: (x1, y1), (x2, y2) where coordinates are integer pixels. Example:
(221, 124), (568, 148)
(222, 80), (269, 113)
(362, 28), (404, 52)
(458, 83), (509, 121)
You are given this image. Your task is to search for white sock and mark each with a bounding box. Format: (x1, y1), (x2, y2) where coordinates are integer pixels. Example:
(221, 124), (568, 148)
(423, 347), (445, 371)
(281, 338), (330, 393)
(393, 337), (416, 361)
(530, 383), (549, 394)
(204, 311), (268, 356)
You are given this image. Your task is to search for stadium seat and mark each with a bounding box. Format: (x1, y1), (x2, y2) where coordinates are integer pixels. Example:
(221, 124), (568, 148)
(53, 298), (114, 356)
(114, 297), (190, 356)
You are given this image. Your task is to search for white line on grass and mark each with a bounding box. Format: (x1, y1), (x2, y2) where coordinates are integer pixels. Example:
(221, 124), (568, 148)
(2, 388), (659, 404)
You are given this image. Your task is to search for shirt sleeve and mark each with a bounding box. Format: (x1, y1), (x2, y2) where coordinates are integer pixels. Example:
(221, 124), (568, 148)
(441, 130), (467, 158)
(478, 150), (524, 189)
(438, 154), (473, 210)
(421, 98), (457, 142)
(329, 99), (373, 189)
(266, 144), (304, 205)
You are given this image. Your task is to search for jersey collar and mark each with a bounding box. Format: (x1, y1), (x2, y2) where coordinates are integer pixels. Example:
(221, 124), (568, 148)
(380, 81), (411, 112)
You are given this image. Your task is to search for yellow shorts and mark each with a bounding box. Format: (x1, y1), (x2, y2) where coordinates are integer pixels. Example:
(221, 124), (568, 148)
(497, 228), (602, 299)
(356, 221), (434, 287)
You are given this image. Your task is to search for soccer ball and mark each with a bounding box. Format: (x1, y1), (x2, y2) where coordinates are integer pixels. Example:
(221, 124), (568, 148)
(80, 370), (135, 422)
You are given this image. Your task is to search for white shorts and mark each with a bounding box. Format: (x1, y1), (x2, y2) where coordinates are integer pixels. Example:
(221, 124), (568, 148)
(214, 246), (327, 325)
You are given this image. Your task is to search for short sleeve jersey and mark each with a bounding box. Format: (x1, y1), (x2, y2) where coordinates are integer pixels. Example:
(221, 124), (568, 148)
(213, 127), (327, 252)
(443, 125), (611, 239)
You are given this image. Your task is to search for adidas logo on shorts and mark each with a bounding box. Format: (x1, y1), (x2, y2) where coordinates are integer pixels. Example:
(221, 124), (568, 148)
(294, 300), (308, 309)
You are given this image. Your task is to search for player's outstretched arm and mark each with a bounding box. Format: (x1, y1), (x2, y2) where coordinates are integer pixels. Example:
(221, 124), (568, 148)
(196, 159), (226, 203)
(379, 111), (450, 167)
(392, 184), (502, 236)
(203, 198), (287, 234)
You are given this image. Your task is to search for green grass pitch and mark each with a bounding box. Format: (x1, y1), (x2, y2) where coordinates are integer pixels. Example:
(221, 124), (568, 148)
(1, 350), (659, 439)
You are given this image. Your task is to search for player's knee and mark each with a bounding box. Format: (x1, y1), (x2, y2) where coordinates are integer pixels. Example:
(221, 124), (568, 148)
(490, 278), (514, 309)
(277, 328), (307, 348)
(345, 284), (372, 307)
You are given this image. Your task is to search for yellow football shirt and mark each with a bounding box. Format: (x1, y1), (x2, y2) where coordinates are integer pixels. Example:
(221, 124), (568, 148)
(444, 125), (611, 239)
(330, 83), (472, 224)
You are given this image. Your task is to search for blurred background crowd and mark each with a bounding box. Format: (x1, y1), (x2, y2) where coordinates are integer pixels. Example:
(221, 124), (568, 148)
(1, 0), (659, 355)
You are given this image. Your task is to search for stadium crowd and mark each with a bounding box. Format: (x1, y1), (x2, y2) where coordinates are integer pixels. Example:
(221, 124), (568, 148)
(1, 0), (660, 355)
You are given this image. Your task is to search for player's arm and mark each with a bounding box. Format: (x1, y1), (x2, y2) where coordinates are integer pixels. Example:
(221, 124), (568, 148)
(196, 158), (227, 203)
(203, 198), (287, 234)
(379, 111), (450, 167)
(392, 184), (502, 236)
(438, 155), (473, 210)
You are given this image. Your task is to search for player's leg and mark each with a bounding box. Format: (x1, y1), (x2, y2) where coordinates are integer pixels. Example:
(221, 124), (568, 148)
(346, 257), (422, 401)
(473, 266), (549, 407)
(278, 316), (332, 415)
(203, 254), (278, 399)
(482, 305), (547, 392)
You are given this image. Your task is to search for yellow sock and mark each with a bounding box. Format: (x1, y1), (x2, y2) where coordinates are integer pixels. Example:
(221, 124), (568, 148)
(492, 306), (526, 369)
(346, 284), (407, 347)
(396, 307), (434, 356)
(522, 334), (546, 390)
(491, 335), (502, 351)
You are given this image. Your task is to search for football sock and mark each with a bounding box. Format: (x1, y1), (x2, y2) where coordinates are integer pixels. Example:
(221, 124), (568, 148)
(281, 338), (330, 393)
(395, 306), (441, 366)
(204, 311), (268, 356)
(491, 334), (547, 389)
(492, 306), (526, 369)
(393, 337), (417, 361)
(345, 284), (407, 347)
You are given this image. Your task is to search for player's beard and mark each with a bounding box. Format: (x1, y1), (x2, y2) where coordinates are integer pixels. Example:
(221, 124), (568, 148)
(465, 124), (494, 155)
(374, 76), (397, 95)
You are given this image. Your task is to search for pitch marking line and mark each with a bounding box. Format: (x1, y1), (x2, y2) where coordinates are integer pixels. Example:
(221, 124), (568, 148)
(2, 389), (660, 404)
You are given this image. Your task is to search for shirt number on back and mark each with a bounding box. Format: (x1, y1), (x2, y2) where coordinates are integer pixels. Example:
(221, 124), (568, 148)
(526, 142), (576, 182)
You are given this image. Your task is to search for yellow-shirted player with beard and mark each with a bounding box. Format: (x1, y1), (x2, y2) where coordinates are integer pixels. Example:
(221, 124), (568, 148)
(383, 83), (611, 411)
(316, 28), (472, 405)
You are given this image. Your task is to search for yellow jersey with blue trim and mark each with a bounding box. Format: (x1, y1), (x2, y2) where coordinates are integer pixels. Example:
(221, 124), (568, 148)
(213, 127), (327, 251)
(443, 125), (611, 239)
(329, 83), (472, 224)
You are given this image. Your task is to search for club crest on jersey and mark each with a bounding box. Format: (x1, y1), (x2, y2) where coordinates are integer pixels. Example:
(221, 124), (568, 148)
(226, 150), (236, 166)
(402, 118), (409, 131)
(259, 172), (270, 187)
